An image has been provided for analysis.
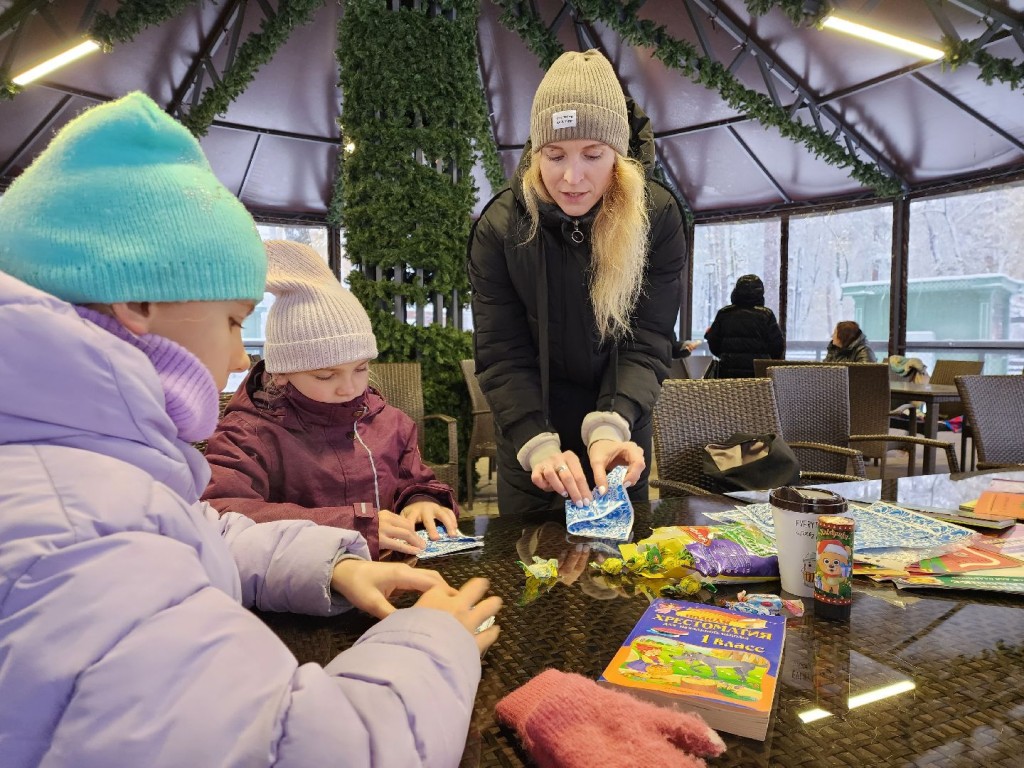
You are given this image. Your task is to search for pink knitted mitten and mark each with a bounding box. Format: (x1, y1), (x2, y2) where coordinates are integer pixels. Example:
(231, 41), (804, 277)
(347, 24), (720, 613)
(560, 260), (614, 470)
(495, 669), (727, 768)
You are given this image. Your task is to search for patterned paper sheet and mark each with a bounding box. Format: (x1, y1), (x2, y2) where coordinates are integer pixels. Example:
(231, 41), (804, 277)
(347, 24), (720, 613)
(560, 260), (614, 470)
(565, 466), (634, 542)
(705, 501), (976, 558)
(414, 525), (485, 559)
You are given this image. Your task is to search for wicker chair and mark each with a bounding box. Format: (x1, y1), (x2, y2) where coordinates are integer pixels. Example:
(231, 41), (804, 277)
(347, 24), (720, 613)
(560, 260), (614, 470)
(651, 378), (868, 497)
(459, 359), (498, 510)
(930, 359), (983, 467)
(760, 362), (959, 476)
(766, 366), (866, 479)
(845, 363), (960, 476)
(370, 361), (459, 492)
(954, 374), (1024, 470)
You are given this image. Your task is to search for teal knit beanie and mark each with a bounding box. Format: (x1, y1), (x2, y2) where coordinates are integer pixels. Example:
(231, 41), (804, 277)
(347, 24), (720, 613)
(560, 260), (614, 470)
(0, 92), (266, 303)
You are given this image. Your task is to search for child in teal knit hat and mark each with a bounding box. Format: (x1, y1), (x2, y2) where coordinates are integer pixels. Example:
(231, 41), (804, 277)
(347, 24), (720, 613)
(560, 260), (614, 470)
(0, 93), (500, 767)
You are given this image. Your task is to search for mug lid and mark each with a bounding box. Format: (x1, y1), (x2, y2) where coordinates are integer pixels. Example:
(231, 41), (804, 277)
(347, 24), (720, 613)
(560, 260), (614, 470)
(768, 486), (848, 514)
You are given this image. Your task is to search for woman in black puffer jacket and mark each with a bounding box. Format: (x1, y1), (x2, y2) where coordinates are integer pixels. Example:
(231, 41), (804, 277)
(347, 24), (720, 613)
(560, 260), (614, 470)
(468, 50), (685, 517)
(704, 275), (784, 378)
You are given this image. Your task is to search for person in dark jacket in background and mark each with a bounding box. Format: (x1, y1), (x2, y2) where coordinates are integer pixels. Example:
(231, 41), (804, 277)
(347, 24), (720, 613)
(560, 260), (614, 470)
(704, 274), (784, 378)
(468, 50), (686, 517)
(824, 320), (877, 363)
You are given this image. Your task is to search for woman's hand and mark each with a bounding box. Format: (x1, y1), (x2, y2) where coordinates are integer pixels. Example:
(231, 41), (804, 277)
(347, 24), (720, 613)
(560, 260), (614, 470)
(401, 500), (460, 540)
(415, 577), (502, 654)
(330, 559), (449, 618)
(557, 543), (591, 586)
(588, 439), (645, 494)
(530, 450), (591, 507)
(379, 509), (425, 555)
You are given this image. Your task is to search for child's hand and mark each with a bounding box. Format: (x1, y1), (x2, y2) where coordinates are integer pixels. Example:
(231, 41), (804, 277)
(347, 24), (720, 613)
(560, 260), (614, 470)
(330, 559), (450, 618)
(378, 509), (424, 555)
(415, 577), (502, 655)
(401, 500), (460, 541)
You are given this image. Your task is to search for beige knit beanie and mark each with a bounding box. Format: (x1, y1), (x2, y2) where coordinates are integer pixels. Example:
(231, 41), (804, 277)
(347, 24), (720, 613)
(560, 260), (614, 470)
(263, 240), (378, 374)
(530, 49), (629, 156)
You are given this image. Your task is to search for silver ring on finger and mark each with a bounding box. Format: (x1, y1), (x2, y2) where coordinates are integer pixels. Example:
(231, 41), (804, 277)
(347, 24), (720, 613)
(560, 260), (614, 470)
(555, 464), (569, 474)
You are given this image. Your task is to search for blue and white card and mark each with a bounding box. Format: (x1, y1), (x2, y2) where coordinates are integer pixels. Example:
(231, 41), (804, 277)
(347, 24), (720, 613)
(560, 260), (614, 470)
(414, 525), (485, 559)
(565, 465), (634, 542)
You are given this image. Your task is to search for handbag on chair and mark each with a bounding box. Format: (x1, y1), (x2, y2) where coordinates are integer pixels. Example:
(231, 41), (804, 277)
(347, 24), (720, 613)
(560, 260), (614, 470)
(701, 432), (801, 492)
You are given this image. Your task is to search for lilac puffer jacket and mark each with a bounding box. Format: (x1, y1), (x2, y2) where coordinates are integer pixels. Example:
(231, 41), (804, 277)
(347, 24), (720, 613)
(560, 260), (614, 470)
(0, 271), (479, 767)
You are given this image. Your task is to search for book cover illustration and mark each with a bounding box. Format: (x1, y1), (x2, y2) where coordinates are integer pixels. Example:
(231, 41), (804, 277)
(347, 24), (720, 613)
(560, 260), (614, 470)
(600, 599), (785, 718)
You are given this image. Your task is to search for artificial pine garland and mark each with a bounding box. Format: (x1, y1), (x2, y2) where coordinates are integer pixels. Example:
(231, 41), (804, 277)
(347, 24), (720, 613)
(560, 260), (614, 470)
(334, 0), (480, 476)
(748, 0), (1024, 92)
(179, 0), (323, 136)
(945, 38), (1024, 91)
(90, 0), (202, 46)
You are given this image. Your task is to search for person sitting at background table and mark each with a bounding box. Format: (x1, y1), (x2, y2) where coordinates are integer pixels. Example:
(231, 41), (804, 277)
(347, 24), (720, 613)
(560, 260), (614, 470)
(469, 49), (685, 517)
(0, 93), (500, 768)
(824, 320), (877, 363)
(704, 273), (785, 378)
(203, 240), (460, 559)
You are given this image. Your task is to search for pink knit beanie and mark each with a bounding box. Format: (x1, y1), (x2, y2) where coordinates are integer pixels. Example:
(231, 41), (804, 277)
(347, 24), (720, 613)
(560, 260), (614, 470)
(263, 240), (378, 374)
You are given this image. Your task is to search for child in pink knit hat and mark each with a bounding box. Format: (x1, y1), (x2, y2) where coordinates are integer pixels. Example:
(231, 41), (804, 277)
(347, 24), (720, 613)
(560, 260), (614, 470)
(203, 240), (460, 558)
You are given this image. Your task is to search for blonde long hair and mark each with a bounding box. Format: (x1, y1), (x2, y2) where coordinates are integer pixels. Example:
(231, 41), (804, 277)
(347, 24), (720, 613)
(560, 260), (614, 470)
(521, 153), (650, 342)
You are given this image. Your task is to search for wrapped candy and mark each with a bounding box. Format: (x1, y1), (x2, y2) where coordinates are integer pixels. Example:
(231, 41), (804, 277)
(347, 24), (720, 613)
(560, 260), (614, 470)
(724, 590), (805, 617)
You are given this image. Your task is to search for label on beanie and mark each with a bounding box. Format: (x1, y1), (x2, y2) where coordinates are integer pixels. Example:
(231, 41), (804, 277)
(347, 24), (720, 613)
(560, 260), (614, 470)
(552, 110), (577, 130)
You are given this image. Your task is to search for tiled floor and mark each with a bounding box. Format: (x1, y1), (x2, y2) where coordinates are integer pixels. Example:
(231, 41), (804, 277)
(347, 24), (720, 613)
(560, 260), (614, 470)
(460, 427), (970, 517)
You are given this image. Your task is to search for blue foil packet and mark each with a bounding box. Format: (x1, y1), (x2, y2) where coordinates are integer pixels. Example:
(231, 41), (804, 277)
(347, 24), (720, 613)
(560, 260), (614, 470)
(414, 525), (484, 559)
(565, 465), (634, 541)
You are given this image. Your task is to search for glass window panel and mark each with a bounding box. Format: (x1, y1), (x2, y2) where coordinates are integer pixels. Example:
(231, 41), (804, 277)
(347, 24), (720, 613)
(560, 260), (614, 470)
(691, 219), (782, 349)
(908, 183), (1024, 374)
(787, 205), (892, 360)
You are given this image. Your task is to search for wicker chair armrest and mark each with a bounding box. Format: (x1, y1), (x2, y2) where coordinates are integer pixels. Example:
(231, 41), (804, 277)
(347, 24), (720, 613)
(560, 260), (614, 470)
(850, 434), (959, 473)
(976, 462), (1024, 471)
(799, 470), (868, 484)
(651, 478), (711, 497)
(788, 441), (866, 478)
(424, 413), (458, 464)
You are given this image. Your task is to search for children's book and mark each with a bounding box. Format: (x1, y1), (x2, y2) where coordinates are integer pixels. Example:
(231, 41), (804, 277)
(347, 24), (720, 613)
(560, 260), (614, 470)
(598, 598), (785, 741)
(968, 479), (1024, 521)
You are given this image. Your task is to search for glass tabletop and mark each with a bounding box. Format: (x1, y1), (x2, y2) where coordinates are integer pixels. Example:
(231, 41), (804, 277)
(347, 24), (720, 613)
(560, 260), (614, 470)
(259, 485), (1024, 767)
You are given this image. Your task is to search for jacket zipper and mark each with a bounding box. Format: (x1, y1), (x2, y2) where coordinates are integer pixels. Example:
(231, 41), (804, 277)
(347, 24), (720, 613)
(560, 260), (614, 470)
(570, 218), (584, 244)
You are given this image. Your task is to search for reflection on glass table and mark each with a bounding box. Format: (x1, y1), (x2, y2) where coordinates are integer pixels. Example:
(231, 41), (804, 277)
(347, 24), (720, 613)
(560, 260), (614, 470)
(258, 488), (1024, 767)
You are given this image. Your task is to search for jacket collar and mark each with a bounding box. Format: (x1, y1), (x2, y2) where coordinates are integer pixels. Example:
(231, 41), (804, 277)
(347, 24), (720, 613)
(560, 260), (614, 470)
(242, 359), (386, 430)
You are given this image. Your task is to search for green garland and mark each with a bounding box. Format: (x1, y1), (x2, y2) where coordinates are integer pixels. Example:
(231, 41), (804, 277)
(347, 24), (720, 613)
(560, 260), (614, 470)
(90, 0), (201, 47)
(179, 0), (323, 136)
(476, 69), (508, 191)
(749, 1), (1024, 92)
(744, 0), (827, 25)
(336, 0), (482, 486)
(494, 0), (564, 70)
(531, 0), (903, 197)
(945, 37), (1024, 91)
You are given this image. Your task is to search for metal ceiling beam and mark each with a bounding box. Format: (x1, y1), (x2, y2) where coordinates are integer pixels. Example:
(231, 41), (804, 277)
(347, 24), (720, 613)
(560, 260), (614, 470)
(911, 73), (1024, 153)
(936, 0), (1024, 54)
(727, 125), (791, 204)
(168, 0), (252, 121)
(683, 0), (908, 190)
(0, 92), (68, 177)
(1, 0), (98, 76)
(237, 133), (262, 198)
(0, 0), (52, 41)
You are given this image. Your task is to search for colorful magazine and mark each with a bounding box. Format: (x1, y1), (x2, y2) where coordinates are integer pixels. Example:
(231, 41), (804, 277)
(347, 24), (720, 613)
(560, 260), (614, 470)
(598, 598), (785, 740)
